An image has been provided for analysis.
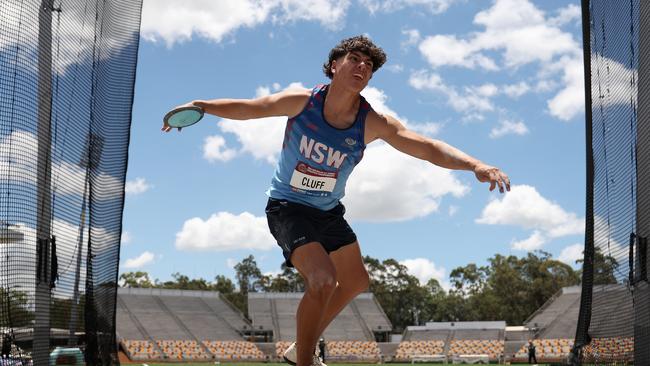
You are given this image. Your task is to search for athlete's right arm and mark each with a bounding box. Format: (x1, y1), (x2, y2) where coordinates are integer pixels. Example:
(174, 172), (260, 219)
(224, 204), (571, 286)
(194, 87), (311, 119)
(163, 88), (311, 132)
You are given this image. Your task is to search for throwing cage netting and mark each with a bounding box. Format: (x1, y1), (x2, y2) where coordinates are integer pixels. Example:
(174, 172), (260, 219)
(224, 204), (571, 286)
(574, 0), (650, 365)
(0, 0), (142, 364)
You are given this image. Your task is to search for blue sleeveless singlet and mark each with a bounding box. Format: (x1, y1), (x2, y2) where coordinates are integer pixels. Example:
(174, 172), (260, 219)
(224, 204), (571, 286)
(266, 84), (370, 210)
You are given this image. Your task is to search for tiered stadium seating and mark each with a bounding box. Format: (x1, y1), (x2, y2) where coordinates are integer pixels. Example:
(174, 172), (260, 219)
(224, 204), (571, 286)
(352, 295), (392, 332)
(513, 339), (573, 362)
(582, 337), (634, 362)
(326, 341), (381, 361)
(275, 341), (293, 359)
(449, 339), (504, 359)
(249, 292), (390, 342)
(202, 340), (266, 361)
(121, 340), (162, 360)
(156, 340), (211, 361)
(394, 340), (445, 361)
(525, 287), (581, 339)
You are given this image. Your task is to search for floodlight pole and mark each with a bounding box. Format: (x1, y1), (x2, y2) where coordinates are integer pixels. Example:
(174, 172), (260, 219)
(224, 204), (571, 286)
(68, 133), (103, 346)
(67, 175), (88, 346)
(34, 0), (55, 364)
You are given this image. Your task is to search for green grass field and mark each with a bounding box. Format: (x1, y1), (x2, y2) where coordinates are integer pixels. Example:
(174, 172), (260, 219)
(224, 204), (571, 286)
(137, 363), (548, 366)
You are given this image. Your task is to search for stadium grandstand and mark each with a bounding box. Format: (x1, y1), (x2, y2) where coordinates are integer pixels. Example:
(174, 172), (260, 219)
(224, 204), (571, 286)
(114, 285), (640, 363)
(116, 287), (264, 362)
(396, 321), (506, 364)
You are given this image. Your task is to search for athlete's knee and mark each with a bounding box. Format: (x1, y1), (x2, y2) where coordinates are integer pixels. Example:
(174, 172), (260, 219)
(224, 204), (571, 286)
(306, 269), (337, 299)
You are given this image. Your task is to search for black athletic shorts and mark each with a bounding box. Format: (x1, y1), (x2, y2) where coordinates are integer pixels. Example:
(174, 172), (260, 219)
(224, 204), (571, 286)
(265, 198), (357, 267)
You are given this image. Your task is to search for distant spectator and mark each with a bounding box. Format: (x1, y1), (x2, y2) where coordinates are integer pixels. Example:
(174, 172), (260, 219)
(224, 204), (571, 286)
(527, 340), (537, 364)
(318, 338), (326, 362)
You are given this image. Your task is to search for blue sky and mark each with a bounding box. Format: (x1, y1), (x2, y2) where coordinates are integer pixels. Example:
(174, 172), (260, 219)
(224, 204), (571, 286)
(121, 0), (587, 289)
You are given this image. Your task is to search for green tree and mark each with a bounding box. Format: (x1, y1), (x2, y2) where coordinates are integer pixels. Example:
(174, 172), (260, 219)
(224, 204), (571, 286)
(267, 264), (305, 292)
(0, 288), (33, 327)
(576, 246), (619, 285)
(449, 263), (488, 297)
(119, 271), (155, 288)
(365, 256), (433, 332)
(159, 272), (212, 290)
(213, 275), (236, 294)
(234, 255), (264, 294)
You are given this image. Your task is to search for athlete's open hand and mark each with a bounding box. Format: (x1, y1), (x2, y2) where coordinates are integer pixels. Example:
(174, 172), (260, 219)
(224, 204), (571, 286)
(474, 163), (510, 193)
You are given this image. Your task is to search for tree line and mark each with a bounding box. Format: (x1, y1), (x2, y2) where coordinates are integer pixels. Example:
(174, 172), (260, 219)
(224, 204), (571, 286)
(119, 249), (618, 332)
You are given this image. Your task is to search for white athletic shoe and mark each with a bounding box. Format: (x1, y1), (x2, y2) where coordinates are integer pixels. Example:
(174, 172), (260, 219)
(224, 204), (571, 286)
(283, 342), (323, 366)
(283, 342), (298, 365)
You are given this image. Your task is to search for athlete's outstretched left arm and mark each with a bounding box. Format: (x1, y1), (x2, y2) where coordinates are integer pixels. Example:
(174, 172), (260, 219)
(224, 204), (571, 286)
(366, 110), (510, 193)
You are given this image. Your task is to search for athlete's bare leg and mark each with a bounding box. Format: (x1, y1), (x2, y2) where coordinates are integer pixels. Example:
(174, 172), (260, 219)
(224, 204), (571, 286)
(315, 242), (369, 336)
(291, 242), (338, 366)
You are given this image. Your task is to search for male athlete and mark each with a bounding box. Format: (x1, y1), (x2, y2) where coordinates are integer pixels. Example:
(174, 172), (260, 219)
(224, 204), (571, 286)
(163, 35), (510, 366)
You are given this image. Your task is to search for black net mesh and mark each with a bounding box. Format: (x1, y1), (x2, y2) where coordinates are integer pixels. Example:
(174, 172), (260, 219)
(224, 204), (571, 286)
(575, 0), (650, 364)
(0, 0), (142, 364)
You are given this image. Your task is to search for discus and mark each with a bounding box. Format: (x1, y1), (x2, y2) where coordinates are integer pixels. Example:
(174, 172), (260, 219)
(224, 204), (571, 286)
(163, 105), (204, 129)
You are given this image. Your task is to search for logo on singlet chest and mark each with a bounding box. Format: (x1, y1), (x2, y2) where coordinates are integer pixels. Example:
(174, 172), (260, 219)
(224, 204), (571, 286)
(299, 135), (347, 168)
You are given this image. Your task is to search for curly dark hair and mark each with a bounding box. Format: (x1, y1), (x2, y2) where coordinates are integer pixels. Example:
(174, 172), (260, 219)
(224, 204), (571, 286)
(323, 35), (387, 79)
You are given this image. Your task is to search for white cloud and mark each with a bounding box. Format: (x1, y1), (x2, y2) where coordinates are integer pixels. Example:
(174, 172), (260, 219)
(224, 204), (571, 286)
(125, 177), (152, 195)
(592, 215), (628, 265)
(474, 84), (499, 97)
(546, 56), (585, 121)
(415, 0), (585, 121)
(489, 119), (529, 139)
(503, 81), (531, 99)
(0, 131), (124, 200)
(549, 4), (581, 27)
(203, 135), (238, 162)
(448, 205), (459, 217)
(1, 0), (138, 74)
(175, 212), (275, 251)
(472, 0), (579, 68)
(141, 0), (350, 47)
(409, 70), (495, 113)
(476, 185), (584, 236)
(401, 29), (421, 48)
(419, 35), (498, 70)
(511, 230), (546, 251)
(558, 243), (583, 265)
(123, 251), (155, 269)
(219, 117), (285, 164)
(121, 232), (132, 245)
(345, 143), (469, 221)
(409, 122), (443, 137)
(274, 0), (350, 29)
(477, 185), (584, 250)
(400, 258), (450, 290)
(359, 0), (459, 14)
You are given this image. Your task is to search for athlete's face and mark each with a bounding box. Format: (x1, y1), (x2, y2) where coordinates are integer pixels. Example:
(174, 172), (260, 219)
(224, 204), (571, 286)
(331, 51), (374, 90)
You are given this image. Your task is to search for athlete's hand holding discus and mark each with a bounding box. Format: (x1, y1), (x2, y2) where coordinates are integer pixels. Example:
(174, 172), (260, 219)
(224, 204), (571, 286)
(161, 102), (204, 132)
